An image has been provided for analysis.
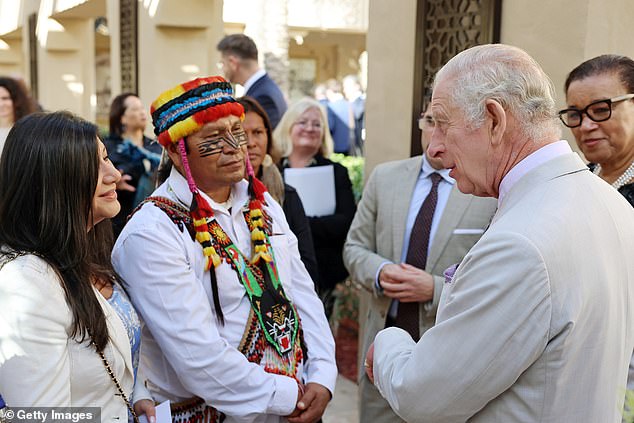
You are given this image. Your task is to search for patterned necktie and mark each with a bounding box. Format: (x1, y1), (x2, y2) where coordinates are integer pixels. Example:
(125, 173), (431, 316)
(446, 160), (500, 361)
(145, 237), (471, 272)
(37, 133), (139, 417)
(394, 172), (442, 341)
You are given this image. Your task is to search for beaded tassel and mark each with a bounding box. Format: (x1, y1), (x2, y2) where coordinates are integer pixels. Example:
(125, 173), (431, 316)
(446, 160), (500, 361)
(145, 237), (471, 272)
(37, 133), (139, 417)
(249, 206), (272, 264)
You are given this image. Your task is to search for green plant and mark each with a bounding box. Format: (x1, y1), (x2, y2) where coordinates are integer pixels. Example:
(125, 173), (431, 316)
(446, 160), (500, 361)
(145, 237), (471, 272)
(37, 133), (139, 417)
(624, 390), (634, 422)
(331, 279), (360, 325)
(330, 153), (365, 203)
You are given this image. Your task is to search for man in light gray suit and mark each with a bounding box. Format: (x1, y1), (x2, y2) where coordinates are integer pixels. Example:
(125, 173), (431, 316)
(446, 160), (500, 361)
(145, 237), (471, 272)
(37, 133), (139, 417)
(366, 44), (634, 423)
(343, 93), (497, 422)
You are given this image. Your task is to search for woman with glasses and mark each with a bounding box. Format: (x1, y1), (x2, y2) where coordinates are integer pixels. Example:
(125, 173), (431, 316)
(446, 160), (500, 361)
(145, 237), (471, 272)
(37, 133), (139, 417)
(561, 54), (634, 206)
(273, 98), (356, 316)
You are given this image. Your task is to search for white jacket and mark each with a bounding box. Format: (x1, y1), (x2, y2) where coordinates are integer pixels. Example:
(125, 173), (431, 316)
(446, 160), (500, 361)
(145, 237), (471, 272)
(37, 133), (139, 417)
(0, 254), (135, 422)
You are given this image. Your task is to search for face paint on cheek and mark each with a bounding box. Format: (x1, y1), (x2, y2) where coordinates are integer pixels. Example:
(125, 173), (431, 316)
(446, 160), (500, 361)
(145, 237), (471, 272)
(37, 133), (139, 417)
(197, 139), (223, 157)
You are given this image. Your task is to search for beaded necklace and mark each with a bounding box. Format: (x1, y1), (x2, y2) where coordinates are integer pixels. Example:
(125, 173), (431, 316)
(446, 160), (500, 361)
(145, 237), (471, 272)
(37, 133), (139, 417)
(138, 182), (304, 359)
(593, 161), (634, 190)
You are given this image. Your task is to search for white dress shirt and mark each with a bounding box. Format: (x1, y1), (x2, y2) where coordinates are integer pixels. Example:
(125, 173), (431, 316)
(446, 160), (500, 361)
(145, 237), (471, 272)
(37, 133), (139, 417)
(498, 140), (572, 206)
(112, 168), (337, 423)
(243, 69), (267, 94)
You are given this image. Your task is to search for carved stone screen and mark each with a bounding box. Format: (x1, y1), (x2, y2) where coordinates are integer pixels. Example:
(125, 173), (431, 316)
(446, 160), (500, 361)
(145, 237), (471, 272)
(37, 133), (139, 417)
(28, 13), (38, 99)
(410, 0), (501, 156)
(120, 0), (138, 94)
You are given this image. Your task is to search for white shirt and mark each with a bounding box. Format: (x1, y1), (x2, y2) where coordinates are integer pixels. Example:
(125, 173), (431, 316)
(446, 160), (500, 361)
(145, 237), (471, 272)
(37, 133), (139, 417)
(112, 167), (337, 423)
(243, 69), (267, 94)
(498, 140), (572, 206)
(0, 127), (10, 155)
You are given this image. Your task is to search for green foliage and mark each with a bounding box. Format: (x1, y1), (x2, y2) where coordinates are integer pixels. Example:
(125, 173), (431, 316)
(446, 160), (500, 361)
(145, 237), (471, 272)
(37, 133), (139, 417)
(624, 390), (634, 422)
(330, 153), (365, 203)
(332, 280), (360, 324)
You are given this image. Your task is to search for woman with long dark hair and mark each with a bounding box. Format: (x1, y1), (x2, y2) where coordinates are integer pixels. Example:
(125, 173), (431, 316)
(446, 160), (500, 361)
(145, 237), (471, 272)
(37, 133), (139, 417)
(0, 111), (154, 419)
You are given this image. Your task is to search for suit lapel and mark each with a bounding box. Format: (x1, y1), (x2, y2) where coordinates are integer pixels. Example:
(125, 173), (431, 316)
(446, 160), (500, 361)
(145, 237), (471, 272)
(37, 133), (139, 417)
(392, 157), (423, 262)
(426, 186), (472, 270)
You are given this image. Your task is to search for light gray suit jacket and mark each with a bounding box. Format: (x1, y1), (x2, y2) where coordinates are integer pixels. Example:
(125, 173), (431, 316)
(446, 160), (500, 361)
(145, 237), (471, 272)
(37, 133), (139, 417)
(373, 153), (634, 423)
(344, 156), (497, 422)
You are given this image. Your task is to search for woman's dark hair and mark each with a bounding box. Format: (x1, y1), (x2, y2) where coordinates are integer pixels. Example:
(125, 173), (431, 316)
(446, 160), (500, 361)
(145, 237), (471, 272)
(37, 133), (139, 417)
(564, 54), (634, 94)
(109, 92), (137, 137)
(237, 96), (276, 159)
(0, 77), (37, 123)
(0, 111), (115, 352)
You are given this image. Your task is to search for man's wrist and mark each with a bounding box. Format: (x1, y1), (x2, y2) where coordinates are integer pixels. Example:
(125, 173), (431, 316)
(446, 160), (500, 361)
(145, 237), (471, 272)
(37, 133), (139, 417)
(375, 261), (392, 293)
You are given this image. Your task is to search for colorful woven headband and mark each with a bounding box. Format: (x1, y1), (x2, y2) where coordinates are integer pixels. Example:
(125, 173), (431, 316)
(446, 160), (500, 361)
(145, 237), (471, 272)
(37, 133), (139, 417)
(150, 76), (245, 147)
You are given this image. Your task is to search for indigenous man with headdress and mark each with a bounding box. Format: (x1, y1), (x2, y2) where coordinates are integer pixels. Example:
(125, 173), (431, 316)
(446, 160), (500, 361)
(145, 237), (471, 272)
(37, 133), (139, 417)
(112, 76), (336, 423)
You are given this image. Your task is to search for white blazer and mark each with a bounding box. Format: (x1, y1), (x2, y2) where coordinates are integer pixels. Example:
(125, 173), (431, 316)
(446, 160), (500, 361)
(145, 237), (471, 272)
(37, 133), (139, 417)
(0, 254), (135, 422)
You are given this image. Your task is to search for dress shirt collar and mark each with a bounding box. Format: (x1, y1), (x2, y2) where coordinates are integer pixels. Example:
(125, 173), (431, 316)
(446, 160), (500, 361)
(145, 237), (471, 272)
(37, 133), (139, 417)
(498, 140), (572, 205)
(243, 69), (266, 93)
(166, 166), (249, 216)
(421, 154), (454, 185)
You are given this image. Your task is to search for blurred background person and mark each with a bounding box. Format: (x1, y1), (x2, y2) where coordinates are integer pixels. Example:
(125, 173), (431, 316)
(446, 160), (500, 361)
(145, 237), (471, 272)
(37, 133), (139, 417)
(104, 93), (161, 237)
(324, 79), (354, 155)
(0, 111), (154, 419)
(314, 83), (328, 104)
(562, 54), (634, 207)
(273, 98), (356, 316)
(0, 76), (37, 153)
(342, 74), (365, 156)
(217, 34), (287, 129)
(238, 96), (319, 284)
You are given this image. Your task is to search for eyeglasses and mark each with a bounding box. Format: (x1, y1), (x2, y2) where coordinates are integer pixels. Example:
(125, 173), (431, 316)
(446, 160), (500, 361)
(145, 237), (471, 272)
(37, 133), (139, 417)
(196, 129), (248, 157)
(417, 115), (435, 130)
(295, 120), (322, 130)
(558, 93), (634, 128)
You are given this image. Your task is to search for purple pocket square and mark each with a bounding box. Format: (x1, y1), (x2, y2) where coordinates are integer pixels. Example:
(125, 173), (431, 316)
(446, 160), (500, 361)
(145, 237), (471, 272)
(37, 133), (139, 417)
(444, 263), (459, 284)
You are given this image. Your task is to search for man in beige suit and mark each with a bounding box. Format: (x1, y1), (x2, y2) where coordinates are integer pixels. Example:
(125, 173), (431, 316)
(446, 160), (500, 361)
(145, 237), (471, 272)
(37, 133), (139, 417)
(344, 93), (497, 422)
(366, 44), (634, 423)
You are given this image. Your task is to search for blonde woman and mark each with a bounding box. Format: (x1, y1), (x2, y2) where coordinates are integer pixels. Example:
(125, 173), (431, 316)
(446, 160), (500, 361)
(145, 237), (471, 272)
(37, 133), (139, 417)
(273, 98), (356, 315)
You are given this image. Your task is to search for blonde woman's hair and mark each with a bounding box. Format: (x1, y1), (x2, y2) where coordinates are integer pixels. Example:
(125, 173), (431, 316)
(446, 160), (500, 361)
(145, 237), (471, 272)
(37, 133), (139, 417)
(272, 97), (334, 159)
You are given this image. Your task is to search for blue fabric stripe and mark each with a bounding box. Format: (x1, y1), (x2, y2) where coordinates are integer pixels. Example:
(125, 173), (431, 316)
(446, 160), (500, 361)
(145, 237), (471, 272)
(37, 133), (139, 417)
(155, 88), (234, 134)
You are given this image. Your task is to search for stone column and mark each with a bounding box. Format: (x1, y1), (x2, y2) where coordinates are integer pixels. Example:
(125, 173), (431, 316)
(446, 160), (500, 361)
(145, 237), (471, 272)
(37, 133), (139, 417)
(136, 0), (223, 116)
(501, 0), (634, 148)
(35, 15), (96, 120)
(364, 0), (418, 172)
(244, 0), (289, 98)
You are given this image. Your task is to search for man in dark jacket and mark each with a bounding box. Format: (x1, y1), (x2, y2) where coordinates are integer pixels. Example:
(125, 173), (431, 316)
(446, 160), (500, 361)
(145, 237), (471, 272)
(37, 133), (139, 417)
(217, 34), (287, 129)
